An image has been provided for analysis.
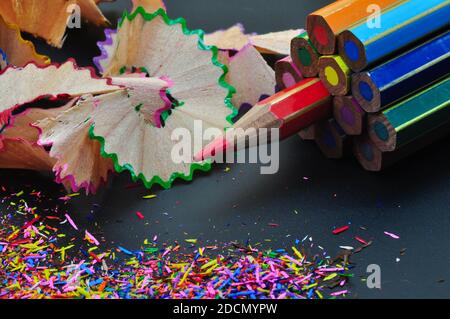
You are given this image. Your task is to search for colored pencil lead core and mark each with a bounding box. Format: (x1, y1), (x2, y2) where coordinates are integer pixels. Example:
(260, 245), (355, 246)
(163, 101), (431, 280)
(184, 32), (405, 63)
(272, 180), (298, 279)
(319, 56), (351, 96)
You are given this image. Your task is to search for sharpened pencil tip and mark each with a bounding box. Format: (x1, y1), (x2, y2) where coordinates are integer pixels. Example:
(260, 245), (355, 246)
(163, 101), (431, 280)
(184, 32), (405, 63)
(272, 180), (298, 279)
(193, 137), (229, 162)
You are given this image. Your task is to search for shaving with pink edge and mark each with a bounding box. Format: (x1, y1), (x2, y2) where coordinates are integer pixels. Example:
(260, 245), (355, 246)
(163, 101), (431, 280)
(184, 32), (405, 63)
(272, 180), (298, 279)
(2, 5), (242, 194)
(34, 68), (174, 193)
(0, 103), (73, 173)
(35, 96), (116, 195)
(0, 60), (121, 125)
(0, 61), (121, 193)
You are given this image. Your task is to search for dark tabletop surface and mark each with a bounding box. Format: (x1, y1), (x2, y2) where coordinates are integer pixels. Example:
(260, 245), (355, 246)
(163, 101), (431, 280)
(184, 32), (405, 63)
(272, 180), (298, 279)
(2, 0), (450, 299)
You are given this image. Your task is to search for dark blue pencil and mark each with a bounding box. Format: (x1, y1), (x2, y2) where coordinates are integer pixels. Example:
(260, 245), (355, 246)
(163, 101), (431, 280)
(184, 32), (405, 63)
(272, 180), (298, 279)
(352, 31), (450, 112)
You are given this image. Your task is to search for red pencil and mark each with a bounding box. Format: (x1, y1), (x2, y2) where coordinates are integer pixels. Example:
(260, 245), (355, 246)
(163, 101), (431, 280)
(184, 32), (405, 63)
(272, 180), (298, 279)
(194, 78), (332, 161)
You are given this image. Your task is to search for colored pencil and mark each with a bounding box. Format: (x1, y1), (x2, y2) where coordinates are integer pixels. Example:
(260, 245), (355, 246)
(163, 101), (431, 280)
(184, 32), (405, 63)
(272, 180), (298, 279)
(318, 55), (352, 96)
(314, 118), (350, 159)
(307, 0), (406, 54)
(275, 56), (303, 91)
(194, 78), (332, 161)
(352, 31), (450, 112)
(367, 77), (450, 152)
(298, 125), (316, 141)
(354, 122), (450, 171)
(333, 95), (366, 135)
(290, 31), (320, 77)
(338, 0), (450, 71)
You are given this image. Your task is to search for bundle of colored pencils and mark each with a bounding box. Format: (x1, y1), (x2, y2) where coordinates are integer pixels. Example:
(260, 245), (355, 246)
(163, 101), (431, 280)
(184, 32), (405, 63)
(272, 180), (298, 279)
(303, 0), (450, 171)
(198, 0), (450, 172)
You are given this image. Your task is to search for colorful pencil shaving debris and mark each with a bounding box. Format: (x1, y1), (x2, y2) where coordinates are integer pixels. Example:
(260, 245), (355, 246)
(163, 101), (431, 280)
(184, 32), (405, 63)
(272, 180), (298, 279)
(0, 187), (352, 299)
(384, 231), (400, 240)
(332, 226), (349, 235)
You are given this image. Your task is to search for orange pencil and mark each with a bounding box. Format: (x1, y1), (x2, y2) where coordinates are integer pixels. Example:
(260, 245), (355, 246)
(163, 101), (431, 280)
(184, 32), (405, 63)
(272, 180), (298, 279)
(307, 0), (405, 54)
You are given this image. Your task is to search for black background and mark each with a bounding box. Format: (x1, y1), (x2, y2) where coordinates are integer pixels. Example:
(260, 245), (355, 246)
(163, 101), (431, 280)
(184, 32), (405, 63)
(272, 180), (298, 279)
(2, 0), (450, 299)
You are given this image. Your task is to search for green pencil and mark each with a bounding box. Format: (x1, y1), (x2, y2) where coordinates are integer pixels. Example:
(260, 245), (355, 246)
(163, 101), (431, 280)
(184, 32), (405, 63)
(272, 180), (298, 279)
(290, 31), (320, 78)
(367, 77), (450, 152)
(354, 122), (450, 171)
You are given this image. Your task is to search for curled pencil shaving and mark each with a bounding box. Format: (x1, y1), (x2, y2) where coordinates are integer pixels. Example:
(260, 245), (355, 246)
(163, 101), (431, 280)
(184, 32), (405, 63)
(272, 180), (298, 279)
(204, 24), (301, 55)
(204, 24), (252, 52)
(0, 138), (56, 171)
(110, 75), (172, 127)
(0, 60), (120, 193)
(0, 102), (74, 172)
(94, 1), (166, 73)
(0, 15), (50, 67)
(0, 0), (110, 47)
(219, 44), (276, 110)
(131, 0), (166, 12)
(5, 104), (73, 141)
(0, 60), (121, 126)
(34, 75), (171, 194)
(93, 28), (118, 74)
(89, 89), (218, 184)
(91, 8), (236, 189)
(36, 96), (115, 195)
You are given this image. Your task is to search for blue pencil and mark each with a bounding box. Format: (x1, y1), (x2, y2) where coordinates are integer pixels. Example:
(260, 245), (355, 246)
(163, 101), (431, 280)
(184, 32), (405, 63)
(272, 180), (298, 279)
(338, 0), (450, 71)
(352, 31), (450, 112)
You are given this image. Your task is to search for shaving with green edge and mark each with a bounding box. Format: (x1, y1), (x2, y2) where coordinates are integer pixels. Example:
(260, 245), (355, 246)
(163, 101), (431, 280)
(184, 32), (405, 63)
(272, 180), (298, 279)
(89, 7), (237, 188)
